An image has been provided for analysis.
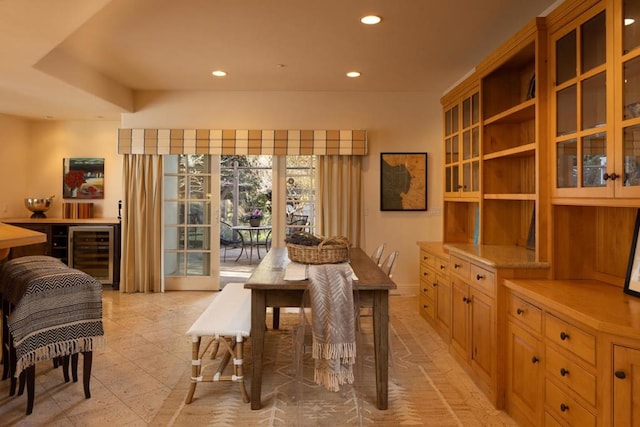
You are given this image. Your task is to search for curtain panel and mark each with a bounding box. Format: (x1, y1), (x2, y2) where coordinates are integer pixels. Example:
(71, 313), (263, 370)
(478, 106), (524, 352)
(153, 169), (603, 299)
(121, 154), (163, 293)
(316, 156), (363, 248)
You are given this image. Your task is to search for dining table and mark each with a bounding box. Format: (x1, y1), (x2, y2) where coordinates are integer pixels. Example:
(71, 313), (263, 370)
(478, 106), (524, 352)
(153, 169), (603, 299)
(231, 225), (272, 263)
(0, 222), (47, 260)
(244, 247), (396, 410)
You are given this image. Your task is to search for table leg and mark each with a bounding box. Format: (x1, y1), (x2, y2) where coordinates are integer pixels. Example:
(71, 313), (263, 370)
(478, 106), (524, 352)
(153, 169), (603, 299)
(372, 290), (389, 410)
(250, 289), (266, 410)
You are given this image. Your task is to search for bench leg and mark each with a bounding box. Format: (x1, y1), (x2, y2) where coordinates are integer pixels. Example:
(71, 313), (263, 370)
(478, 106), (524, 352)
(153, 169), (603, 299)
(235, 337), (249, 403)
(185, 337), (202, 404)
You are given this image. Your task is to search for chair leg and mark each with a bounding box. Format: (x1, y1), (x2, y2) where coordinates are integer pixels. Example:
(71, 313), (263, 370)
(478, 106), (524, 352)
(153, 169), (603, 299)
(61, 356), (71, 382)
(72, 353), (79, 382)
(25, 365), (35, 415)
(82, 351), (92, 399)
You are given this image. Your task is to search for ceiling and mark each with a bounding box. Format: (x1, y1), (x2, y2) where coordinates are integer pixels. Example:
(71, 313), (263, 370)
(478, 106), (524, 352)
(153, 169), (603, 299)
(0, 0), (559, 121)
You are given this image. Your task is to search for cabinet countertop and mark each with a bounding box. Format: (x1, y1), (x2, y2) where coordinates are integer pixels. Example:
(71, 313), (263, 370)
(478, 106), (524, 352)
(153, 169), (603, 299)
(1, 218), (120, 225)
(444, 243), (550, 269)
(505, 279), (640, 340)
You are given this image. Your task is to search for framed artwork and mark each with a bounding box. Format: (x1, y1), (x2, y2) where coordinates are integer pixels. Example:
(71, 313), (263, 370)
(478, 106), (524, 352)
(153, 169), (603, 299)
(63, 158), (105, 199)
(380, 152), (427, 211)
(624, 209), (640, 298)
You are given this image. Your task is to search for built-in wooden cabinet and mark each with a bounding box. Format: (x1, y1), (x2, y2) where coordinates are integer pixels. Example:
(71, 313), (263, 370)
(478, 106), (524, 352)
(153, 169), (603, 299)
(504, 279), (640, 426)
(612, 344), (640, 425)
(424, 0), (640, 422)
(418, 243), (450, 341)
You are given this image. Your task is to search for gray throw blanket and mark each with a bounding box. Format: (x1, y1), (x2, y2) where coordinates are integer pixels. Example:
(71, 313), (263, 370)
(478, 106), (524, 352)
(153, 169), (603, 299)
(308, 264), (356, 392)
(1, 256), (106, 377)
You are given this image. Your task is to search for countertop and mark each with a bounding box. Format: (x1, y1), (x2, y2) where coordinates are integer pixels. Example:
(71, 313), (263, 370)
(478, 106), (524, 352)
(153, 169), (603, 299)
(444, 243), (550, 269)
(2, 217), (120, 224)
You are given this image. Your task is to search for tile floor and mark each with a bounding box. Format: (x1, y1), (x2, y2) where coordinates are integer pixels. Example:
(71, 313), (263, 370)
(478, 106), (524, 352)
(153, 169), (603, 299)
(0, 259), (517, 426)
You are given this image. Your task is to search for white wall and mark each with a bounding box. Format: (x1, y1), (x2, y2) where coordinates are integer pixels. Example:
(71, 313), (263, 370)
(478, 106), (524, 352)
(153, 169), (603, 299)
(0, 117), (121, 219)
(0, 90), (444, 293)
(123, 90), (444, 293)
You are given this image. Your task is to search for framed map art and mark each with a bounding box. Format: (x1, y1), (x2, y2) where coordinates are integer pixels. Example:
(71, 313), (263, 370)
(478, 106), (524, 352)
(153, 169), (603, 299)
(380, 152), (427, 211)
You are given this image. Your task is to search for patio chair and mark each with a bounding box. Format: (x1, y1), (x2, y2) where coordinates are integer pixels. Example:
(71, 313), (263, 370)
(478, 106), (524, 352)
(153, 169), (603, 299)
(220, 221), (245, 262)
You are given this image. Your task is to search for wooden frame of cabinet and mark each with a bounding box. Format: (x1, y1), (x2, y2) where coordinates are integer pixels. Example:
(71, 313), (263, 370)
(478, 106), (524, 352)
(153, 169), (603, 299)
(418, 242), (451, 342)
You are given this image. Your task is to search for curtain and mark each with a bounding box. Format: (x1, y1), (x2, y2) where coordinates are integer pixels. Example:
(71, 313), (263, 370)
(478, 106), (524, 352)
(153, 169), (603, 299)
(316, 156), (362, 247)
(121, 154), (163, 293)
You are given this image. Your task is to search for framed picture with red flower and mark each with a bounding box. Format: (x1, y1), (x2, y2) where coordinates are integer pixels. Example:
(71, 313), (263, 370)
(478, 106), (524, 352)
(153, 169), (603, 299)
(63, 158), (105, 199)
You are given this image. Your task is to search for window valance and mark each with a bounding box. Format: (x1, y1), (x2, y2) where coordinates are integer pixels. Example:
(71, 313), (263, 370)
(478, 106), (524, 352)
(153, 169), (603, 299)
(118, 129), (367, 156)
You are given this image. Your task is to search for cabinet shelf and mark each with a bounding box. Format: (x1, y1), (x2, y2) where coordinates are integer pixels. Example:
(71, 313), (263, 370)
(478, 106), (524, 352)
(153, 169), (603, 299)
(484, 99), (536, 126)
(484, 193), (535, 200)
(483, 143), (536, 160)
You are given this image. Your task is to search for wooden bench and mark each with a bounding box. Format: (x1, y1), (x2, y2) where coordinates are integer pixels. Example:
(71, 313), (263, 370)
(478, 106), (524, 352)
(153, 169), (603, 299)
(185, 282), (251, 404)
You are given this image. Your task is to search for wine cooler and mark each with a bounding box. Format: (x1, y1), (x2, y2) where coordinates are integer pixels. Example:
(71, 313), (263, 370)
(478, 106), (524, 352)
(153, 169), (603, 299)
(69, 225), (115, 284)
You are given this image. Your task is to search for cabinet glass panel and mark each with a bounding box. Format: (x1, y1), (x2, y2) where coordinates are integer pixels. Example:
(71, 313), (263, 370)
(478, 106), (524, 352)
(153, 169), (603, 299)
(463, 98), (471, 128)
(451, 135), (459, 163)
(472, 93), (479, 124)
(472, 127), (479, 158)
(624, 56), (640, 119)
(556, 30), (577, 85)
(452, 106), (459, 133)
(445, 109), (453, 136)
(623, 124), (640, 186)
(463, 163), (471, 192)
(445, 138), (453, 163)
(472, 161), (480, 192)
(557, 138), (578, 188)
(463, 130), (472, 160)
(581, 72), (606, 129)
(582, 132), (607, 187)
(581, 11), (606, 72)
(557, 85), (577, 136)
(624, 0), (640, 54)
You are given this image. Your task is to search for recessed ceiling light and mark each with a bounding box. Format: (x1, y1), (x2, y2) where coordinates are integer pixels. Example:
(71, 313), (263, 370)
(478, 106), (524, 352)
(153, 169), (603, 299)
(211, 70), (227, 77)
(361, 15), (382, 25)
(346, 71), (361, 78)
(625, 18), (635, 26)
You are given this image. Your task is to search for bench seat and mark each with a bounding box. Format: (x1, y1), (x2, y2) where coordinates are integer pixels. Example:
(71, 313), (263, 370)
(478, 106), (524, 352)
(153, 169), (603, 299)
(185, 282), (251, 404)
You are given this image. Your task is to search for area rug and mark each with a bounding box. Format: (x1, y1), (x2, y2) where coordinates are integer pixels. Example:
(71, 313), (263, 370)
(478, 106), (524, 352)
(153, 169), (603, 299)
(152, 296), (515, 426)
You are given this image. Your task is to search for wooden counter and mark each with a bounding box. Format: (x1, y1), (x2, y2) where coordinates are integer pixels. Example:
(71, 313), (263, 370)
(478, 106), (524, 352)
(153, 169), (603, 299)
(0, 223), (47, 259)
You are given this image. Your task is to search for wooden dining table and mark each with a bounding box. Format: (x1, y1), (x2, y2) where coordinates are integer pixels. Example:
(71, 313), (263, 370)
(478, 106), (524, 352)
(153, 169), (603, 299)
(244, 247), (396, 410)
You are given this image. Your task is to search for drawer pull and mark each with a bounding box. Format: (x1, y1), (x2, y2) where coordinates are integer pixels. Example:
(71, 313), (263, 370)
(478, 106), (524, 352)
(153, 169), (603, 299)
(454, 263), (461, 269)
(615, 371), (627, 379)
(516, 308), (524, 315)
(560, 403), (569, 412)
(476, 274), (485, 280)
(423, 287), (428, 293)
(423, 272), (427, 276)
(423, 305), (428, 309)
(432, 282), (437, 287)
(440, 265), (446, 270)
(560, 331), (570, 341)
(462, 296), (468, 303)
(423, 256), (428, 261)
(560, 368), (569, 377)
(531, 356), (539, 364)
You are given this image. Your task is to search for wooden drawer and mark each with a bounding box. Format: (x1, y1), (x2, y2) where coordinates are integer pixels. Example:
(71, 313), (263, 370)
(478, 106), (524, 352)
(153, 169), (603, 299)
(435, 256), (448, 275)
(420, 277), (435, 298)
(420, 264), (435, 286)
(419, 293), (435, 319)
(545, 380), (596, 427)
(420, 250), (436, 268)
(545, 314), (596, 366)
(470, 263), (496, 297)
(508, 293), (542, 334)
(450, 254), (470, 279)
(545, 346), (596, 407)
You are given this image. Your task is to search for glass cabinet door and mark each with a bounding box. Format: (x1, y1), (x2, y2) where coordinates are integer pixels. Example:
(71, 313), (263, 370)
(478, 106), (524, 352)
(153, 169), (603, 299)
(553, 9), (610, 197)
(619, 0), (640, 196)
(444, 105), (460, 196)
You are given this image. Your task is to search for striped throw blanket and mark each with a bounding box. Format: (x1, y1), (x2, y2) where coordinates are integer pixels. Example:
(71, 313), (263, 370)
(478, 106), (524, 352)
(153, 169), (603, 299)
(1, 256), (106, 377)
(308, 263), (357, 392)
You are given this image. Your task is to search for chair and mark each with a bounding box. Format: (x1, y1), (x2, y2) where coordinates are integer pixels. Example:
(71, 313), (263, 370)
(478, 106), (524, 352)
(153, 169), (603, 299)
(287, 214), (309, 235)
(220, 221), (245, 262)
(380, 251), (399, 278)
(370, 243), (385, 266)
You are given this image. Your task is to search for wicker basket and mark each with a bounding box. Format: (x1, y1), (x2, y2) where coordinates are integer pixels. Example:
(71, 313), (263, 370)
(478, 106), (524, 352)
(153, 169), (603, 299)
(286, 234), (350, 264)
